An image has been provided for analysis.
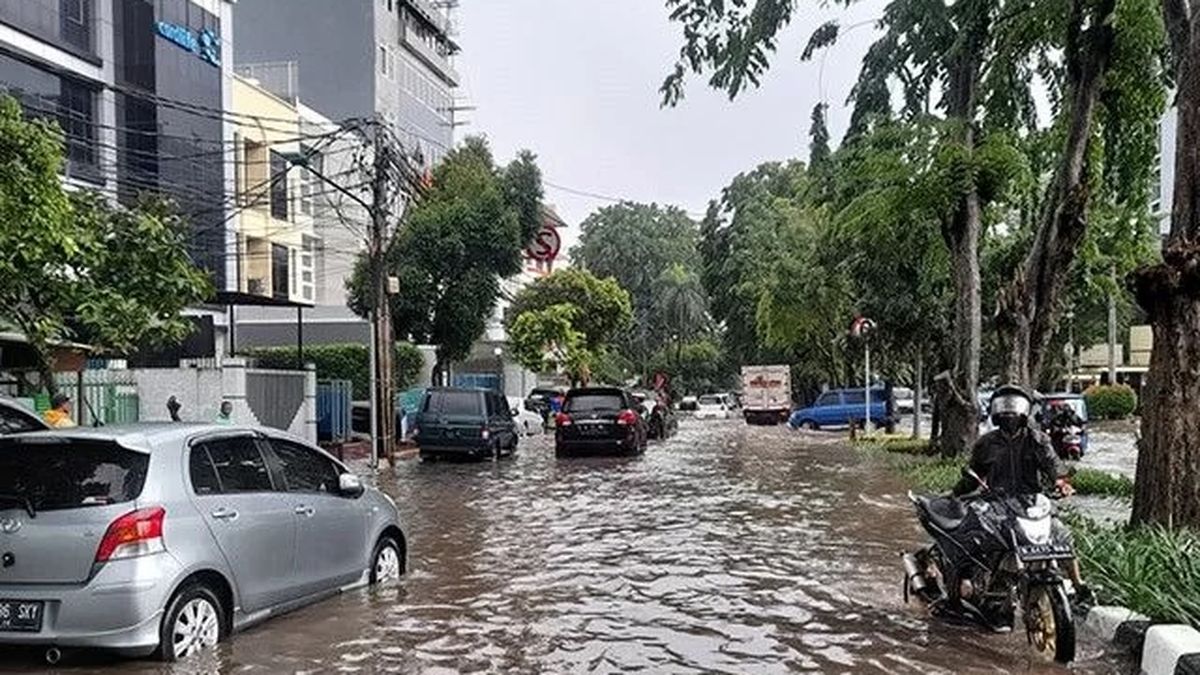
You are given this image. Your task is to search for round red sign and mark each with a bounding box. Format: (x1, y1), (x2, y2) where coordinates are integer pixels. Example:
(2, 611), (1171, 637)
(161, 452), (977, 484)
(527, 225), (562, 262)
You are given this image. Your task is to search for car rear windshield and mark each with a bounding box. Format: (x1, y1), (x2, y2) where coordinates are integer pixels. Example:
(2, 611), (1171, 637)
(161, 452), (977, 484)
(437, 391), (483, 416)
(565, 393), (624, 412)
(699, 395), (721, 405)
(0, 439), (149, 512)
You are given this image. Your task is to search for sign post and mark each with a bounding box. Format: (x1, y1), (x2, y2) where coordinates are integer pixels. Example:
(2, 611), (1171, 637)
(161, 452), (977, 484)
(850, 317), (877, 431)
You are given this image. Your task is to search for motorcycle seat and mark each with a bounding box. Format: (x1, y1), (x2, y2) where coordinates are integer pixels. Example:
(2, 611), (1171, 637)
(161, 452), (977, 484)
(918, 496), (967, 531)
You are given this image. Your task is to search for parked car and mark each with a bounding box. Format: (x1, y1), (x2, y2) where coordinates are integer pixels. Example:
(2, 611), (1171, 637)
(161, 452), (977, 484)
(414, 388), (518, 461)
(678, 396), (699, 413)
(788, 387), (891, 430)
(524, 387), (565, 420)
(893, 387), (916, 415)
(555, 387), (647, 457)
(507, 396), (545, 436)
(694, 394), (731, 420)
(0, 397), (49, 434)
(0, 424), (405, 662)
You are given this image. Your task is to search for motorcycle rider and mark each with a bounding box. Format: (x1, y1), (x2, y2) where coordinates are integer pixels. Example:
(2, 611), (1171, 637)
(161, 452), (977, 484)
(951, 385), (1090, 610)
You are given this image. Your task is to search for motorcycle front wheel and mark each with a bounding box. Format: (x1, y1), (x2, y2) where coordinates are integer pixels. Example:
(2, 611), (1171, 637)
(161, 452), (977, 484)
(1026, 584), (1075, 664)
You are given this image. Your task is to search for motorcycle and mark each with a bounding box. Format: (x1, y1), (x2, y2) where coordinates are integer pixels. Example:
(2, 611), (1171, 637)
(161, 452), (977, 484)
(1048, 423), (1084, 460)
(902, 469), (1077, 664)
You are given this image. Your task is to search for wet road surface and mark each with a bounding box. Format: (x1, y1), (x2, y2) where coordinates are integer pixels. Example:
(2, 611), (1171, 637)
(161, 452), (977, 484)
(3, 420), (1132, 674)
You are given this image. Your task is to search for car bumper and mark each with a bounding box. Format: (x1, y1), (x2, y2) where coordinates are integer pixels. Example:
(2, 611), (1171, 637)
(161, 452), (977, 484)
(0, 552), (184, 654)
(418, 440), (489, 455)
(556, 437), (637, 455)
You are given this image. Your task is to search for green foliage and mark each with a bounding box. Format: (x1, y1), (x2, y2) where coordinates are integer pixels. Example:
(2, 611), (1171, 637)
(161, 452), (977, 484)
(901, 458), (966, 493)
(1072, 468), (1135, 499)
(506, 268), (633, 350)
(245, 343), (423, 399)
(347, 136), (543, 365)
(647, 338), (734, 395)
(1085, 384), (1139, 420)
(655, 263), (708, 343)
(1072, 517), (1200, 627)
(0, 97), (211, 383)
(507, 304), (590, 384)
(570, 202), (701, 366)
(855, 436), (936, 456)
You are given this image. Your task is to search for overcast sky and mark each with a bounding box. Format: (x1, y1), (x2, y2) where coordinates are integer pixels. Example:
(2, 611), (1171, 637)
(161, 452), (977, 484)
(455, 0), (887, 246)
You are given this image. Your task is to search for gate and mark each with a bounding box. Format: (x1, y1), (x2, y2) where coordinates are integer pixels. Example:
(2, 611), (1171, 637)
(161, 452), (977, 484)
(317, 379), (352, 443)
(246, 369), (306, 431)
(52, 371), (140, 426)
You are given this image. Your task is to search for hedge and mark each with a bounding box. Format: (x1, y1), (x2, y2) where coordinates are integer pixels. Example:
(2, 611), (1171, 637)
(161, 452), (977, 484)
(244, 343), (424, 399)
(1084, 384), (1138, 420)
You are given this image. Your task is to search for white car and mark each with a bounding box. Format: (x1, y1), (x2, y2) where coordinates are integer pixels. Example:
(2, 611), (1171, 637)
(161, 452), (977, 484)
(507, 396), (545, 436)
(694, 394), (731, 420)
(894, 387), (916, 415)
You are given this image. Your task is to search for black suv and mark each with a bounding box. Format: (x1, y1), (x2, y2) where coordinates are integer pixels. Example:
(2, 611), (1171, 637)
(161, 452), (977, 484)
(555, 387), (647, 457)
(415, 387), (519, 461)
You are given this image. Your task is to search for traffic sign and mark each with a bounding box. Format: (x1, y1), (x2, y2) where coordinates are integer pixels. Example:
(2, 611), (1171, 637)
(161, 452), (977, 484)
(527, 224), (562, 262)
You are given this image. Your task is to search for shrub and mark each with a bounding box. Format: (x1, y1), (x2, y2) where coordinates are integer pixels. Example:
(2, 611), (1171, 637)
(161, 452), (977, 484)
(1084, 384), (1138, 420)
(245, 343), (424, 399)
(854, 435), (936, 456)
(1071, 468), (1134, 499)
(1071, 517), (1200, 628)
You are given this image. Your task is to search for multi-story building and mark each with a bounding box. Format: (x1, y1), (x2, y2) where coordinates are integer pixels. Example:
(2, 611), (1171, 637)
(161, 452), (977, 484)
(230, 73), (318, 306)
(0, 0), (237, 290)
(233, 0), (459, 167)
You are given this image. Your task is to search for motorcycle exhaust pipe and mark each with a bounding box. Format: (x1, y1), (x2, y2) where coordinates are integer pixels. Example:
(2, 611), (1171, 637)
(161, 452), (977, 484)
(45, 647), (62, 665)
(902, 553), (927, 592)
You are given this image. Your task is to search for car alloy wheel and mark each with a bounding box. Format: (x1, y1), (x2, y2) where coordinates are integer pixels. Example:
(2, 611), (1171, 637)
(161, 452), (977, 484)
(172, 597), (220, 660)
(372, 538), (402, 584)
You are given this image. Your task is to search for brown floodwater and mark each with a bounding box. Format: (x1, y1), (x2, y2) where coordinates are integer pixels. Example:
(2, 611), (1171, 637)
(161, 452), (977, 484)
(2, 420), (1132, 674)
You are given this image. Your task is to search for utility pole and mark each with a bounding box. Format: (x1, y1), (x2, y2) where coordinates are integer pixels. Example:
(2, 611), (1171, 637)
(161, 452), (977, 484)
(370, 125), (397, 467)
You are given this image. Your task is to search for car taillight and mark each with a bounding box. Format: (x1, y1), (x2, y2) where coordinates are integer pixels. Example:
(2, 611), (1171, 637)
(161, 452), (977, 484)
(95, 506), (166, 563)
(556, 413), (573, 427)
(617, 410), (639, 426)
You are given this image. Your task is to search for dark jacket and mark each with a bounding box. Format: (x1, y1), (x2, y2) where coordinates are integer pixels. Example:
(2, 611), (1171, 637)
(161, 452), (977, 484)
(953, 427), (1068, 497)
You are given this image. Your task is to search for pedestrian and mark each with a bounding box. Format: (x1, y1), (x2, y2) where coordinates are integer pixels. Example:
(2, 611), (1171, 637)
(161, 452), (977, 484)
(166, 395), (182, 422)
(44, 392), (77, 428)
(215, 400), (233, 425)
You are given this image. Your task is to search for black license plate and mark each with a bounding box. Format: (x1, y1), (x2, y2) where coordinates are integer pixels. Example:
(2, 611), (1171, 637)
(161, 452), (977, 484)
(0, 600), (44, 632)
(1017, 544), (1074, 561)
(579, 424), (608, 437)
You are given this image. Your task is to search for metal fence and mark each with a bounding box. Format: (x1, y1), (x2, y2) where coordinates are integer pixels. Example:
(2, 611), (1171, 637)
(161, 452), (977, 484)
(246, 369), (306, 431)
(52, 371), (140, 426)
(317, 379), (352, 443)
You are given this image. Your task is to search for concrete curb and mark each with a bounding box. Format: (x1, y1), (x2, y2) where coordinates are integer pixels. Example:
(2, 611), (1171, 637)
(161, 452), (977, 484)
(1083, 606), (1200, 674)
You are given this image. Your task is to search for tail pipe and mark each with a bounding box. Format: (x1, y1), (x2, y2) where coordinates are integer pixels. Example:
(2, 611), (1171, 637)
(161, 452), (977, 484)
(902, 552), (927, 593)
(45, 647), (62, 665)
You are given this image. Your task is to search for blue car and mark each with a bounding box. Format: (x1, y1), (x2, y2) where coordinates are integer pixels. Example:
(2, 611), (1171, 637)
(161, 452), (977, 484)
(789, 387), (890, 430)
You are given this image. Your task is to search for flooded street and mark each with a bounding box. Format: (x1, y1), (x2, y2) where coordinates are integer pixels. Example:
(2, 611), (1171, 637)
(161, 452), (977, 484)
(4, 420), (1130, 674)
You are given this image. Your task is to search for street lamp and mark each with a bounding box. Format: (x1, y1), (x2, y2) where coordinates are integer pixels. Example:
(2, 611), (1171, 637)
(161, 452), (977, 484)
(493, 346), (504, 395)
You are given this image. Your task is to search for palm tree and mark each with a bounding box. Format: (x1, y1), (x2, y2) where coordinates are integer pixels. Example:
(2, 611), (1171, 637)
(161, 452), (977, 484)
(655, 263), (708, 360)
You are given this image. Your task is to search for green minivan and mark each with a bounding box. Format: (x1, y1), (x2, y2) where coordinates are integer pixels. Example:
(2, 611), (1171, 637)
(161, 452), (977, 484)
(414, 387), (519, 461)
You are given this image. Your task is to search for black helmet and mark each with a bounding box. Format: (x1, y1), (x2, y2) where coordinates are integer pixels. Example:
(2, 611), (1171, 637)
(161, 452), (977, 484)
(989, 384), (1032, 434)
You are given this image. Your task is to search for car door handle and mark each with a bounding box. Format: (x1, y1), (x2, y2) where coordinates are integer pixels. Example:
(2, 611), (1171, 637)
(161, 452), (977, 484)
(294, 505), (315, 517)
(210, 508), (239, 521)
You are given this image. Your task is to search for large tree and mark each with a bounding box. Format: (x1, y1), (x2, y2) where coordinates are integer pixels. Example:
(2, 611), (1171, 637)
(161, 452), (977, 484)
(0, 98), (211, 388)
(661, 0), (1162, 454)
(570, 202), (701, 370)
(348, 136), (544, 380)
(1130, 0), (1200, 528)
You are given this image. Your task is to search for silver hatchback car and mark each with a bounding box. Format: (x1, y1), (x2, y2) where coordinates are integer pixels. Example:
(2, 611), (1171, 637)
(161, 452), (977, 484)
(0, 424), (406, 662)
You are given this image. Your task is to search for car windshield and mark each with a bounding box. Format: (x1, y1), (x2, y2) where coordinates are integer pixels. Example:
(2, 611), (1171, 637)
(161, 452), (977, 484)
(0, 439), (149, 512)
(565, 393), (624, 412)
(699, 395), (721, 405)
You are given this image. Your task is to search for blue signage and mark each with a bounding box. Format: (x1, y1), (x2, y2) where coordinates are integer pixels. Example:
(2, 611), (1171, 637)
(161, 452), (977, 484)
(155, 21), (221, 67)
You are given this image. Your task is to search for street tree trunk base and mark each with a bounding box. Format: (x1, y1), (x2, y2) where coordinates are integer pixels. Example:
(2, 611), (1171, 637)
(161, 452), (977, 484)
(1131, 245), (1200, 527)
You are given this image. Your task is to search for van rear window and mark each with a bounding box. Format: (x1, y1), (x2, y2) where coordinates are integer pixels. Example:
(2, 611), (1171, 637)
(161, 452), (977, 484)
(439, 391), (483, 416)
(0, 439), (149, 512)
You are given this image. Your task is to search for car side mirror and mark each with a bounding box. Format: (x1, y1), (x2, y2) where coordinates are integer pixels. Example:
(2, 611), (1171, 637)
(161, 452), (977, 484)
(339, 473), (365, 498)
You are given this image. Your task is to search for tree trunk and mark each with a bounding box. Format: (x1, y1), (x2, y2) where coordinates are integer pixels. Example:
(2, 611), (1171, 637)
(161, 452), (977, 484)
(1131, 0), (1200, 527)
(913, 352), (924, 439)
(996, 0), (1115, 387)
(935, 0), (989, 456)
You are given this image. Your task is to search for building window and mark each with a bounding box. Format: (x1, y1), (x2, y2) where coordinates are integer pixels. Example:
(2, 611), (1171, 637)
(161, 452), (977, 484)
(0, 51), (98, 181)
(379, 45), (389, 77)
(269, 151), (289, 221)
(299, 166), (314, 216)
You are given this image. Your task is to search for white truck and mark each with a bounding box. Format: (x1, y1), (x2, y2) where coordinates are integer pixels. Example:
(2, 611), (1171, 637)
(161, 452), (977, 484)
(740, 365), (792, 425)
